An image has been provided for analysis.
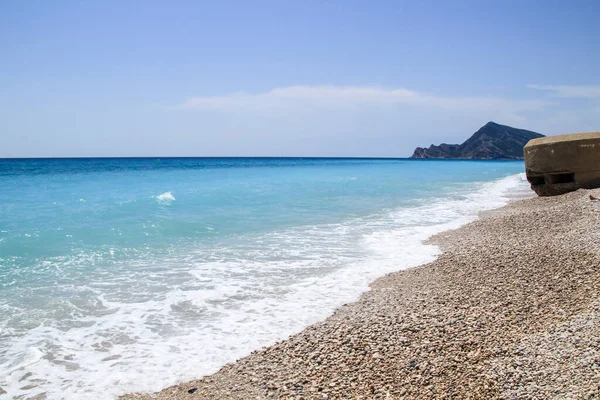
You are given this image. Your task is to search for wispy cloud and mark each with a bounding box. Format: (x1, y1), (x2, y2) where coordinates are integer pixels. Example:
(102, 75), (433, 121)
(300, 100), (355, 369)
(181, 86), (415, 111)
(527, 84), (600, 98)
(179, 85), (549, 115)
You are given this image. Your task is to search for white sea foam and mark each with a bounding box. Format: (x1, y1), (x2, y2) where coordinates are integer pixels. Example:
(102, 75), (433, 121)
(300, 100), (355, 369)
(0, 173), (532, 400)
(154, 191), (176, 204)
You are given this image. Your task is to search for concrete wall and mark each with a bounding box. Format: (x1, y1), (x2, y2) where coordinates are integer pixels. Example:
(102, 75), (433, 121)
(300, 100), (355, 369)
(524, 132), (600, 196)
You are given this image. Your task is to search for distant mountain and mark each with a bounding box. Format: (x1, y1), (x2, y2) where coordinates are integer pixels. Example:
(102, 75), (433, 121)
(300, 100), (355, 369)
(411, 122), (545, 159)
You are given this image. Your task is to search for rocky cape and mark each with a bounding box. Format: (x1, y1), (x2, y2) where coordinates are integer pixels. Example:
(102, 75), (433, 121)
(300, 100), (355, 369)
(411, 122), (544, 159)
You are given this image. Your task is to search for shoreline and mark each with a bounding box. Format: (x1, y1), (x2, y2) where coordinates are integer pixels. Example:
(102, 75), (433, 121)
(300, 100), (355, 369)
(122, 189), (600, 399)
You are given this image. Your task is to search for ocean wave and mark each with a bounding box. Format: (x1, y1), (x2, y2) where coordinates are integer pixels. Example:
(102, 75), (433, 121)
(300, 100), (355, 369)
(154, 191), (176, 204)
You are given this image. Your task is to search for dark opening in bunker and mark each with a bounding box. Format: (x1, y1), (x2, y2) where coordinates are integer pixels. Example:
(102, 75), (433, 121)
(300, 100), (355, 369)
(528, 175), (545, 185)
(547, 172), (575, 184)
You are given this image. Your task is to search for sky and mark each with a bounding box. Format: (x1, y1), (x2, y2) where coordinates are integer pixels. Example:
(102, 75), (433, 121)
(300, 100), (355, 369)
(1, 0), (599, 157)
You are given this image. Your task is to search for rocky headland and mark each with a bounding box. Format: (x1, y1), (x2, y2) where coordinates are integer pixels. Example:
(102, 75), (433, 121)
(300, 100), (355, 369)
(122, 189), (600, 399)
(411, 122), (544, 159)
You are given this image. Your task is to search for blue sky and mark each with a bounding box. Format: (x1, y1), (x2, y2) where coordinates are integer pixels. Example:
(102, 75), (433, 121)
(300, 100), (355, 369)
(1, 0), (599, 157)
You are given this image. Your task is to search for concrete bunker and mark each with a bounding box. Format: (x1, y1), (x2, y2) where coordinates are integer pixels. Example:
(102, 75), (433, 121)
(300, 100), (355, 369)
(524, 132), (600, 196)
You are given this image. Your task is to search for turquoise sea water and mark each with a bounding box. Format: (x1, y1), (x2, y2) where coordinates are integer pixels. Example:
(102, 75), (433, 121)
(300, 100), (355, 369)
(0, 158), (530, 399)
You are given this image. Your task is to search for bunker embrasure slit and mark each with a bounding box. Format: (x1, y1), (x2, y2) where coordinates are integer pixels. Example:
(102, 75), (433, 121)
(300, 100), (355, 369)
(547, 172), (575, 184)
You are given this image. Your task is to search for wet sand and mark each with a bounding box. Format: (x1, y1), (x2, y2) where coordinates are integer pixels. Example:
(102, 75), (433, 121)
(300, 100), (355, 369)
(122, 189), (600, 399)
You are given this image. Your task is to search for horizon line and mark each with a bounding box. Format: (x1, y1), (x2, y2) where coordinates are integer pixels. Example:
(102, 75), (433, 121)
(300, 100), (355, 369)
(0, 156), (525, 161)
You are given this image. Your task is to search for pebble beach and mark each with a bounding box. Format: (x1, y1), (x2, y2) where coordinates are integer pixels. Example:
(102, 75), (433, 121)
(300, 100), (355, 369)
(122, 189), (600, 400)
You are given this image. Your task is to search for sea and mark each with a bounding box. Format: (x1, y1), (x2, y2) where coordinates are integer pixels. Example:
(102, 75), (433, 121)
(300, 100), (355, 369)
(0, 157), (532, 399)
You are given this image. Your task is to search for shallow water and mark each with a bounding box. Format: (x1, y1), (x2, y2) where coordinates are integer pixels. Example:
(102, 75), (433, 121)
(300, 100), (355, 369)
(0, 158), (531, 399)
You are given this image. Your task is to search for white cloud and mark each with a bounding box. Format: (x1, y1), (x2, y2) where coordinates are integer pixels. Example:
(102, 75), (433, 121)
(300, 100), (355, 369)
(179, 85), (549, 116)
(180, 86), (417, 112)
(167, 84), (600, 156)
(527, 84), (600, 98)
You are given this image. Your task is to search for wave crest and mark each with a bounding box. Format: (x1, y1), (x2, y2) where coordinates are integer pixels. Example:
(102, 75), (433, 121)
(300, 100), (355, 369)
(155, 192), (175, 204)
